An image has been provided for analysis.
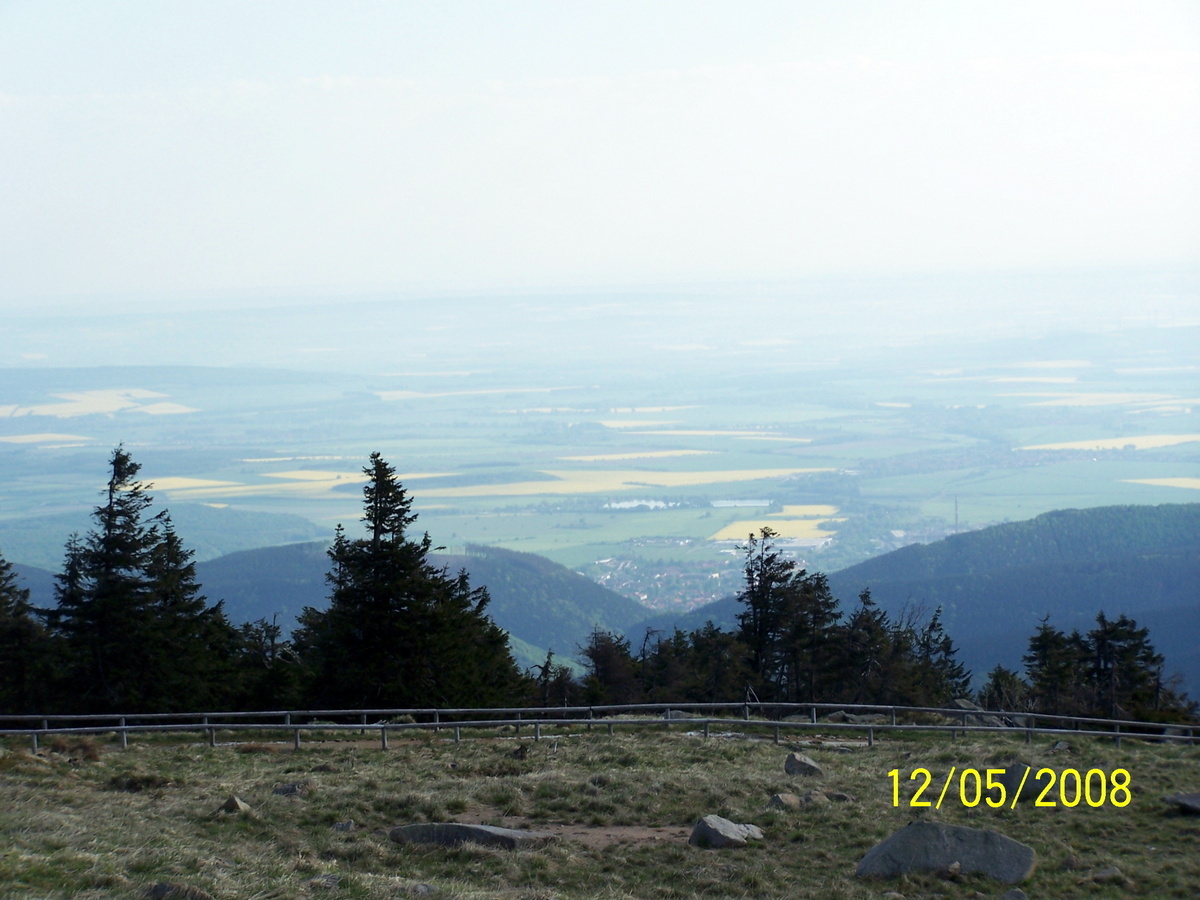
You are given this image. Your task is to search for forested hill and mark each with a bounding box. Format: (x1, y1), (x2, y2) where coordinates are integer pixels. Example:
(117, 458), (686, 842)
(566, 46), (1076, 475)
(832, 504), (1199, 584)
(824, 503), (1200, 692)
(825, 504), (1198, 629)
(437, 545), (650, 662)
(191, 541), (645, 670)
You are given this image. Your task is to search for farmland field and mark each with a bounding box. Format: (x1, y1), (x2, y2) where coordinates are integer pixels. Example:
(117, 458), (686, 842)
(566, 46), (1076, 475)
(1, 279), (1197, 596)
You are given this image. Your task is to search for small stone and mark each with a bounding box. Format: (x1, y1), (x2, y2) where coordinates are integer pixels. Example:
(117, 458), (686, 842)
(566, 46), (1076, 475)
(800, 790), (829, 805)
(825, 791), (856, 802)
(332, 819), (355, 831)
(273, 779), (313, 796)
(144, 884), (214, 900)
(1050, 740), (1071, 752)
(411, 886), (437, 896)
(217, 795), (252, 815)
(1081, 866), (1130, 886)
(784, 752), (823, 777)
(767, 792), (803, 810)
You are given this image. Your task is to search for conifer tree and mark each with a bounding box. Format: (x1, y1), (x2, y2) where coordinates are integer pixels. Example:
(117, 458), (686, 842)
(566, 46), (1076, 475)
(294, 452), (526, 708)
(0, 548), (52, 713)
(735, 528), (840, 702)
(48, 447), (237, 712)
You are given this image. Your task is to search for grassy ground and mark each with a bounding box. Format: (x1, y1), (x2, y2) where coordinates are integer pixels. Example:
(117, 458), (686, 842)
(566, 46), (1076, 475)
(1, 724), (1197, 899)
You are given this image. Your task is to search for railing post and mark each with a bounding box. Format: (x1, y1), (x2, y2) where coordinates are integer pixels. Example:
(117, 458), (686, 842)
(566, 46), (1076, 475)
(890, 707), (896, 726)
(810, 706), (816, 724)
(868, 726), (874, 748)
(294, 729), (301, 750)
(209, 728), (216, 748)
(742, 704), (749, 721)
(120, 717), (128, 750)
(772, 725), (779, 744)
(31, 733), (38, 753)
(534, 723), (541, 742)
(453, 726), (460, 744)
(514, 711), (520, 735)
(381, 727), (389, 750)
(587, 707), (593, 732)
(704, 720), (710, 739)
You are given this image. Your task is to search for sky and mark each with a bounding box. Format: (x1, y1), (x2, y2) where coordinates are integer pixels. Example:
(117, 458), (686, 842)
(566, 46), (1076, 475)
(0, 1), (1197, 311)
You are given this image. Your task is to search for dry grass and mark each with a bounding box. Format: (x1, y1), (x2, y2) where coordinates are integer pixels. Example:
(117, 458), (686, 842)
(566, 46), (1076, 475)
(0, 726), (1197, 899)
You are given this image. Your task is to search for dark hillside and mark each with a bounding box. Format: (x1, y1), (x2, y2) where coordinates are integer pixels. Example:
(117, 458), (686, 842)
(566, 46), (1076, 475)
(194, 541), (647, 669)
(437, 544), (650, 659)
(196, 541), (332, 628)
(835, 503), (1199, 583)
(826, 504), (1200, 693)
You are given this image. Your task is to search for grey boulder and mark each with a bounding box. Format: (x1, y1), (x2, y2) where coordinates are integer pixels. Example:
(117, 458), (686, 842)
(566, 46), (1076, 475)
(856, 821), (1035, 884)
(688, 814), (764, 849)
(784, 752), (823, 777)
(1166, 792), (1200, 814)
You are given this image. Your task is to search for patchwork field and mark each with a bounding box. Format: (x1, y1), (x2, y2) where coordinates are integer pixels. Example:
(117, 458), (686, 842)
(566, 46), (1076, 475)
(1, 305), (1197, 588)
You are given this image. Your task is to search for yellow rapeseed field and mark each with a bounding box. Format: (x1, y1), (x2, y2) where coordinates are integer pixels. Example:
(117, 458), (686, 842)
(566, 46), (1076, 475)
(1124, 477), (1200, 491)
(559, 450), (713, 462)
(417, 468), (831, 498)
(0, 389), (195, 418)
(1002, 392), (1173, 407)
(1021, 434), (1200, 451)
(0, 433), (91, 444)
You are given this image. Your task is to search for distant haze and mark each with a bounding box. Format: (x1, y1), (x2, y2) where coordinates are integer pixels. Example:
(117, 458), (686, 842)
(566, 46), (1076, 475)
(0, 1), (1197, 313)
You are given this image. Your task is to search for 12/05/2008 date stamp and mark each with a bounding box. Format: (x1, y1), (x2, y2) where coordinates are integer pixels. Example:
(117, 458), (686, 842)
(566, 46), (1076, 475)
(888, 767), (1131, 809)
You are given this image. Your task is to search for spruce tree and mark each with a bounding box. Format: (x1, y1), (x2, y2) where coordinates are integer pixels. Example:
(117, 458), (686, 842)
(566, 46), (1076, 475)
(48, 447), (237, 712)
(0, 548), (52, 713)
(294, 452), (526, 708)
(735, 528), (841, 702)
(142, 511), (241, 710)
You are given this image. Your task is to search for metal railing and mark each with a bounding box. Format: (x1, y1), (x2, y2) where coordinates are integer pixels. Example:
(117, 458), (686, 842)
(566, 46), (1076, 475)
(0, 701), (1195, 753)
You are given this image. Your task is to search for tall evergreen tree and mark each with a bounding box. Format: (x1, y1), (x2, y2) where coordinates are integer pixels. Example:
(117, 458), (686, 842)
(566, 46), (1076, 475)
(735, 528), (840, 702)
(294, 452), (526, 708)
(48, 447), (238, 712)
(1084, 612), (1170, 720)
(0, 548), (52, 713)
(835, 589), (893, 704)
(142, 511), (241, 710)
(1023, 617), (1087, 715)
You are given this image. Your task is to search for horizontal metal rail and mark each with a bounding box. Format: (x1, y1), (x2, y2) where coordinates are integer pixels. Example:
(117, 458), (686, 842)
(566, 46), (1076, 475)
(0, 702), (1194, 753)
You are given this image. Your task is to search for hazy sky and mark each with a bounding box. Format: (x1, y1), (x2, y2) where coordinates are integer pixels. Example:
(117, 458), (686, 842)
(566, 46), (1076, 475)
(1, 1), (1197, 311)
